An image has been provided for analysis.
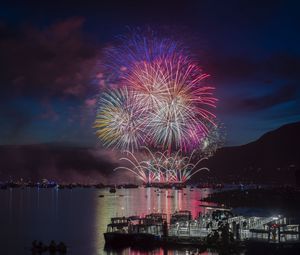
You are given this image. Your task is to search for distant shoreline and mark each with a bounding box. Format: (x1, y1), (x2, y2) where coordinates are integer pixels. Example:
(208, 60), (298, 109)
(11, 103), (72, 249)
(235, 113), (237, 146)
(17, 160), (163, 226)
(201, 187), (300, 214)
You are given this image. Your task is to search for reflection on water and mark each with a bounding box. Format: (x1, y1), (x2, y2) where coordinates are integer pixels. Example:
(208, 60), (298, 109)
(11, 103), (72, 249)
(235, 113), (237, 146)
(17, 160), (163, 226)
(0, 187), (216, 254)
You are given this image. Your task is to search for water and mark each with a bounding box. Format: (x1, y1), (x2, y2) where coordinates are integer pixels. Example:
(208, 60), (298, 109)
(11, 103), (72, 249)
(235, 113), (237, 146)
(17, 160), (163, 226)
(0, 187), (219, 255)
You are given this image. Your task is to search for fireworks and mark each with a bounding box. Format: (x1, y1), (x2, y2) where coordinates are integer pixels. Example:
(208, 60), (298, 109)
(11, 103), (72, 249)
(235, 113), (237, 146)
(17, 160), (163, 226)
(94, 29), (222, 183)
(94, 88), (146, 152)
(121, 56), (217, 152)
(95, 51), (217, 152)
(115, 148), (209, 183)
(198, 122), (226, 158)
(103, 29), (186, 82)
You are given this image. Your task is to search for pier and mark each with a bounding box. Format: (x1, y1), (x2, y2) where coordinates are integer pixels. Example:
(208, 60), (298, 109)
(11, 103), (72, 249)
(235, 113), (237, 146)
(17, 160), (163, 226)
(104, 207), (300, 248)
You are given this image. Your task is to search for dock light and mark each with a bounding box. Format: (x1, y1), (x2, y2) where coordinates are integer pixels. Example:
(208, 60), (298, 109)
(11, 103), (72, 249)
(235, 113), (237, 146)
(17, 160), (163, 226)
(272, 216), (279, 220)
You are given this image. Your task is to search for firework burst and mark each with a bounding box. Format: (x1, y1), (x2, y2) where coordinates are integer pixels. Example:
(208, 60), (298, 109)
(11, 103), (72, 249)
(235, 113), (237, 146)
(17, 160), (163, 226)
(115, 147), (209, 183)
(198, 121), (226, 158)
(124, 57), (217, 152)
(94, 29), (222, 183)
(103, 29), (186, 82)
(94, 88), (146, 151)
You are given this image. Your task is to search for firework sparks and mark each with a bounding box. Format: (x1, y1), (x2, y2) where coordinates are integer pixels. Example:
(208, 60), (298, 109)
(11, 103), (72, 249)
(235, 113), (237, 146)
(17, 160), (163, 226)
(94, 29), (222, 183)
(95, 56), (217, 153)
(94, 88), (146, 151)
(125, 57), (217, 152)
(115, 147), (209, 183)
(198, 121), (226, 158)
(103, 29), (186, 82)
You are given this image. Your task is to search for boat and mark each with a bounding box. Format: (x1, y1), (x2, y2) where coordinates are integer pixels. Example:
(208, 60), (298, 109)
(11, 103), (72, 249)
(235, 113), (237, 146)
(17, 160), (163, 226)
(123, 184), (139, 189)
(170, 210), (192, 224)
(109, 187), (116, 193)
(104, 215), (162, 247)
(104, 209), (300, 249)
(145, 213), (167, 225)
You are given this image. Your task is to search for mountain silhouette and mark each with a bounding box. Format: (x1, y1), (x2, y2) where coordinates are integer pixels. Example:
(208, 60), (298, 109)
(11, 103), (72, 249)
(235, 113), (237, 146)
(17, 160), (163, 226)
(202, 121), (300, 184)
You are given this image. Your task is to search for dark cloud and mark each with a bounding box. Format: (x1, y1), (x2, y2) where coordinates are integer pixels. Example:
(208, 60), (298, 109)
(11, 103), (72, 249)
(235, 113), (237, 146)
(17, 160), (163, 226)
(233, 85), (298, 112)
(0, 17), (101, 145)
(38, 100), (59, 121)
(0, 17), (98, 99)
(203, 52), (300, 84)
(0, 144), (118, 183)
(267, 53), (300, 80)
(0, 106), (33, 143)
(203, 54), (256, 82)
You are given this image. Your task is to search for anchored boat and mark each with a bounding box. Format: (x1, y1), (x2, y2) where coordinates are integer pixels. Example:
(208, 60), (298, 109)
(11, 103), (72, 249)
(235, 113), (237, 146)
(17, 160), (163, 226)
(104, 214), (165, 247)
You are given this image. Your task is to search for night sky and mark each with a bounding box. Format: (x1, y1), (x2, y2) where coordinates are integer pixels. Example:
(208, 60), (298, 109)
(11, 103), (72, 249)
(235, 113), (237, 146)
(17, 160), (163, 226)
(1, 0), (299, 146)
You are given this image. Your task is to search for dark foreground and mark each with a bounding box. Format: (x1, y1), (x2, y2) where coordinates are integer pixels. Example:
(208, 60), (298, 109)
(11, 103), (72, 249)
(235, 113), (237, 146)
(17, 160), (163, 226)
(1, 186), (300, 254)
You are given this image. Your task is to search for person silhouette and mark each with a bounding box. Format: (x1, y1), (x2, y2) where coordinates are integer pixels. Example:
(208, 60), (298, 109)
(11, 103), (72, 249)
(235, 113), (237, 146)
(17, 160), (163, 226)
(49, 240), (56, 253)
(57, 242), (67, 254)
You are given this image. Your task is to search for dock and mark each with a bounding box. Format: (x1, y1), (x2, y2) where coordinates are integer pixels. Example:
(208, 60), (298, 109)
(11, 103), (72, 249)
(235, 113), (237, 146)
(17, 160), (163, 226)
(104, 207), (300, 249)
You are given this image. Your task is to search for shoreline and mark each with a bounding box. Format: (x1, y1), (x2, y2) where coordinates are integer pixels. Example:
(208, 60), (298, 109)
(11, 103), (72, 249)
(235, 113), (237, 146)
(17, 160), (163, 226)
(201, 187), (300, 215)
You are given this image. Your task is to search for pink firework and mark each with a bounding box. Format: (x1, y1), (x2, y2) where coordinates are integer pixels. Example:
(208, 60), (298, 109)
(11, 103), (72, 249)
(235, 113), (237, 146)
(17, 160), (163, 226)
(123, 56), (217, 153)
(96, 30), (219, 156)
